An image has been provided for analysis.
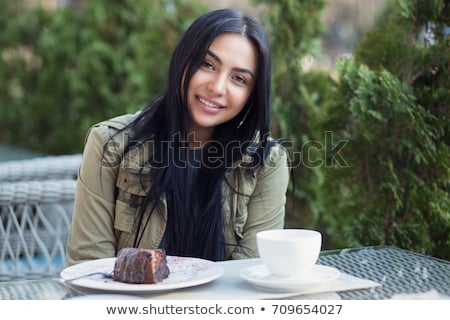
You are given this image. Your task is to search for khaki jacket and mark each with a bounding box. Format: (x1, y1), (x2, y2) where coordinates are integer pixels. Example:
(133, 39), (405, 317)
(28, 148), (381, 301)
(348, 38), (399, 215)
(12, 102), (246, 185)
(66, 114), (289, 266)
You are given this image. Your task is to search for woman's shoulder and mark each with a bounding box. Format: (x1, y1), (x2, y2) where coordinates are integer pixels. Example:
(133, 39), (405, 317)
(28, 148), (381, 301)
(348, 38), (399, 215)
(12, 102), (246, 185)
(249, 138), (289, 166)
(230, 139), (288, 174)
(81, 113), (141, 164)
(266, 139), (289, 165)
(92, 112), (140, 132)
(84, 112), (140, 144)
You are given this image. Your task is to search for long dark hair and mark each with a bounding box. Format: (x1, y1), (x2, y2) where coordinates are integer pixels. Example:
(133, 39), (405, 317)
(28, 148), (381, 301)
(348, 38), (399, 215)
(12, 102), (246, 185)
(123, 9), (273, 261)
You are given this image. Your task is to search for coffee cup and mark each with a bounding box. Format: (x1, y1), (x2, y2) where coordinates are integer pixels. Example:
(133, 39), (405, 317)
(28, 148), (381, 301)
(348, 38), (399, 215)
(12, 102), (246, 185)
(256, 229), (322, 278)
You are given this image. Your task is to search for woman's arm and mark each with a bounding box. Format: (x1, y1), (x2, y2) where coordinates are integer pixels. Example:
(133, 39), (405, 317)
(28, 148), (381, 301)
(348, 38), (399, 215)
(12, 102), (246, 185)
(65, 122), (127, 266)
(231, 144), (290, 259)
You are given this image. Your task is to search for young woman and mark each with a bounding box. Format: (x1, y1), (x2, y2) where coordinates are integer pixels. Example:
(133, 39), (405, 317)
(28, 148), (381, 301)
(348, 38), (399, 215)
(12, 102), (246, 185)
(66, 8), (289, 265)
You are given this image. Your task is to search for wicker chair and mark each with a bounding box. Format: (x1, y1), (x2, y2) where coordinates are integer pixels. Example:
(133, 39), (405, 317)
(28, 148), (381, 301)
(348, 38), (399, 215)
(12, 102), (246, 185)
(0, 179), (76, 280)
(0, 154), (82, 182)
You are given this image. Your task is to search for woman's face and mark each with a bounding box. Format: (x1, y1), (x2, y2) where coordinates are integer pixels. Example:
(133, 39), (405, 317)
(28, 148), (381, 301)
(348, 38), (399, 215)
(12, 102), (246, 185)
(187, 33), (257, 146)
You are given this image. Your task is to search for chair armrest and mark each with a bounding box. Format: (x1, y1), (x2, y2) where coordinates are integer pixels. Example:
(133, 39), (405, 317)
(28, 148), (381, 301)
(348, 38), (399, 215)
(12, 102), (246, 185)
(0, 154), (82, 182)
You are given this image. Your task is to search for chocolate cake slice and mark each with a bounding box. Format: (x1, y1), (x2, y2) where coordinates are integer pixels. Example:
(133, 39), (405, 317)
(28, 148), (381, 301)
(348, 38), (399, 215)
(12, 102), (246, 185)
(113, 248), (170, 284)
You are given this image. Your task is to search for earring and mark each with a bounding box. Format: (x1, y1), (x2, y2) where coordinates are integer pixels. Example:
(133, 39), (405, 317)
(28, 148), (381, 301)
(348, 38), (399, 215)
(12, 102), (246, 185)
(237, 99), (253, 129)
(237, 106), (251, 129)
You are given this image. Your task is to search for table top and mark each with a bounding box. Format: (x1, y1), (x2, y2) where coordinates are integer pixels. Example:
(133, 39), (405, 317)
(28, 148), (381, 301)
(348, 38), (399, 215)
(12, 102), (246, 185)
(1, 246), (448, 300)
(317, 246), (449, 299)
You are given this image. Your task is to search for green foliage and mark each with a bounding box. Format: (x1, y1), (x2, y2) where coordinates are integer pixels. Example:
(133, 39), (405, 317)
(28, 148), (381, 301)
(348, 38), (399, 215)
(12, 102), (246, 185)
(255, 0), (335, 235)
(323, 57), (449, 257)
(321, 0), (450, 259)
(0, 0), (206, 153)
(262, 0), (449, 258)
(256, 0), (326, 139)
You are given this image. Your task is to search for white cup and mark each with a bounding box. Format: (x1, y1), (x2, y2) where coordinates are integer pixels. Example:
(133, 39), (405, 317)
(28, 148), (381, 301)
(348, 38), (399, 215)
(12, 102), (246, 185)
(256, 229), (322, 278)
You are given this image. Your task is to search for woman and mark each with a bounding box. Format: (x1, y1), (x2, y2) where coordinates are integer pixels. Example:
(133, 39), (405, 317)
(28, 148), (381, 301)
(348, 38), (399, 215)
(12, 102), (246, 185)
(66, 8), (289, 266)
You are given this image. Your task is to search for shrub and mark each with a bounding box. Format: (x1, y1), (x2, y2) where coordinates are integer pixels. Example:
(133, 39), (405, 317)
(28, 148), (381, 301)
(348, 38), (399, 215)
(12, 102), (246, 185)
(0, 0), (206, 153)
(261, 0), (449, 258)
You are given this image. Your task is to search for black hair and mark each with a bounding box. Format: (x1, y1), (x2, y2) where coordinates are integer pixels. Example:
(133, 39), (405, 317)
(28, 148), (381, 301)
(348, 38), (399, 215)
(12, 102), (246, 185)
(123, 8), (274, 261)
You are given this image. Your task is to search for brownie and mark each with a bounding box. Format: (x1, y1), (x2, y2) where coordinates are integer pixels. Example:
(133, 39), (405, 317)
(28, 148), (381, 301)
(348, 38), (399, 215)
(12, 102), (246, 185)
(113, 248), (170, 284)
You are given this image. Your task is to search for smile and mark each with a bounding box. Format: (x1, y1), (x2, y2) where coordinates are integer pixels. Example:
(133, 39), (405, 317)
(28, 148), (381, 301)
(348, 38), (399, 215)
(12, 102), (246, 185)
(198, 97), (224, 109)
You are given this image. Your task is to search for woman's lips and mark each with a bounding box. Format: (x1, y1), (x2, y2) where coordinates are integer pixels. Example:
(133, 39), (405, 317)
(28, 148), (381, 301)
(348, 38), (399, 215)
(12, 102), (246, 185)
(197, 96), (225, 114)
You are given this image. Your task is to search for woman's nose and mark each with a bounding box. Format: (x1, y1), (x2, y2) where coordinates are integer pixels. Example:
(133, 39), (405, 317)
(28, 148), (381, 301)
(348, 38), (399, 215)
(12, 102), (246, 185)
(208, 75), (227, 96)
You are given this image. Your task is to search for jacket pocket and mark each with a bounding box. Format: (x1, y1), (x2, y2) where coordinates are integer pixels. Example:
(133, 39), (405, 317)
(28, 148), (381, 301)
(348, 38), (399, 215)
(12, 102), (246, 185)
(114, 166), (151, 233)
(114, 199), (136, 233)
(116, 167), (152, 196)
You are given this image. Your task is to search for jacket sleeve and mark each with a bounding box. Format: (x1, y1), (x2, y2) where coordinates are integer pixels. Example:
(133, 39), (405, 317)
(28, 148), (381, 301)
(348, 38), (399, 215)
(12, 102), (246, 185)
(65, 118), (130, 266)
(231, 144), (290, 259)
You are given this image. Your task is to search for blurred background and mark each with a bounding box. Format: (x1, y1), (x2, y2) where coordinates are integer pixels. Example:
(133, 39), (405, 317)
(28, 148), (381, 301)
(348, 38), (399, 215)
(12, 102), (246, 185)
(0, 0), (448, 259)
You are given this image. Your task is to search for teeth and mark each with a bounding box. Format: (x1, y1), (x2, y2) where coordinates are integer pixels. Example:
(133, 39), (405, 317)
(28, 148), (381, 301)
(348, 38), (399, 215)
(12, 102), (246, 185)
(199, 97), (220, 108)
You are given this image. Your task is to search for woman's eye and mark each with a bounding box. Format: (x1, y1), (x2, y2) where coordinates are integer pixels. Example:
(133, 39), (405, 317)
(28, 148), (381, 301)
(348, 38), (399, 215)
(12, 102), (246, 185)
(201, 60), (214, 69)
(233, 75), (247, 84)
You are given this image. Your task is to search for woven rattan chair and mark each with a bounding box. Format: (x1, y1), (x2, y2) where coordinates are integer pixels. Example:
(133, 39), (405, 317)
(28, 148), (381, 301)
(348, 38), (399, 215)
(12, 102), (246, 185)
(0, 154), (82, 182)
(0, 179), (76, 280)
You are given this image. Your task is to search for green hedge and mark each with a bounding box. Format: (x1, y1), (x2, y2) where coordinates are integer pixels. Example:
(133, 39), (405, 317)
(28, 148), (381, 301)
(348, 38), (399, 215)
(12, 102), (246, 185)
(261, 0), (449, 259)
(0, 0), (206, 154)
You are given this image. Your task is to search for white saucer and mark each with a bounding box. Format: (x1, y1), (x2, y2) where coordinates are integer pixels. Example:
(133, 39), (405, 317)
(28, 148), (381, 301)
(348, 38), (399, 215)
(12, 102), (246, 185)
(240, 264), (340, 292)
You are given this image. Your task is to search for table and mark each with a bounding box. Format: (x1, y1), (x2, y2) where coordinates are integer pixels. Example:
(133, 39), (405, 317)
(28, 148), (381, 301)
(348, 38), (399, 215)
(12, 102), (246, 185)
(317, 246), (449, 299)
(1, 246), (449, 300)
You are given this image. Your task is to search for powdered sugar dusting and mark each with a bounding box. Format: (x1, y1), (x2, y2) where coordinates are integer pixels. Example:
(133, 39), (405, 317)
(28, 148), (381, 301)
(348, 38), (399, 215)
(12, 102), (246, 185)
(163, 256), (213, 283)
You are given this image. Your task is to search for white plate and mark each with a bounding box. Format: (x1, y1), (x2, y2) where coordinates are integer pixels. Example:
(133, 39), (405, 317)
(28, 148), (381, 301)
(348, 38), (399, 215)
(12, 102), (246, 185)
(240, 264), (340, 292)
(60, 256), (224, 294)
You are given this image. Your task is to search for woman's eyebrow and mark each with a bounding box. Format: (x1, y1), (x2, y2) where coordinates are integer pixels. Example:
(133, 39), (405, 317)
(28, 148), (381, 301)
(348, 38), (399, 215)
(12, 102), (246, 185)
(206, 50), (255, 80)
